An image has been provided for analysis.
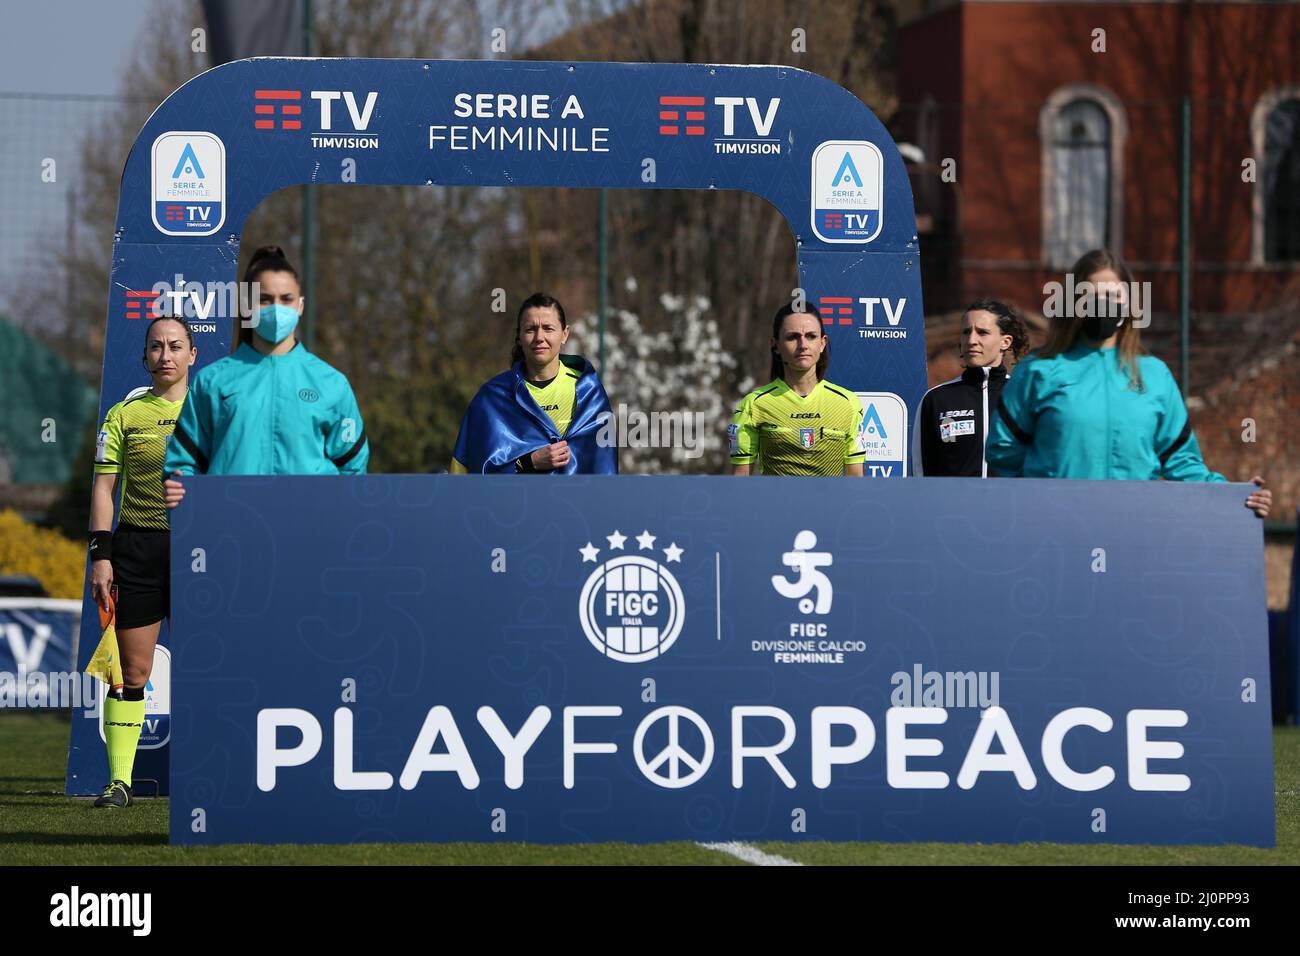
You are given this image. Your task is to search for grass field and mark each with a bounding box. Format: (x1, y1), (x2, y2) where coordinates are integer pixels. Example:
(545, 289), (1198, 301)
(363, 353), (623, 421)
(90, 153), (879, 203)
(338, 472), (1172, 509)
(2, 712), (1296, 865)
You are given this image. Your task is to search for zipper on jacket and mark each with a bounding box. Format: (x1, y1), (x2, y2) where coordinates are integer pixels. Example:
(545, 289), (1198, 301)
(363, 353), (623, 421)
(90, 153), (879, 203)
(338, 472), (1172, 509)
(271, 354), (278, 472)
(980, 366), (990, 478)
(1104, 350), (1112, 479)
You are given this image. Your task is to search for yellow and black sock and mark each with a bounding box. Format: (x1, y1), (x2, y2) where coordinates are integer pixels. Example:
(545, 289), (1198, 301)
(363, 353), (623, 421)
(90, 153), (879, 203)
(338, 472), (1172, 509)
(103, 686), (145, 786)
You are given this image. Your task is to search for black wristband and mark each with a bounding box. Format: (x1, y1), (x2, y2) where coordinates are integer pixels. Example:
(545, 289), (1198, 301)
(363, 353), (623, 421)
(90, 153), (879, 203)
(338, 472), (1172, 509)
(89, 529), (113, 561)
(516, 452), (538, 474)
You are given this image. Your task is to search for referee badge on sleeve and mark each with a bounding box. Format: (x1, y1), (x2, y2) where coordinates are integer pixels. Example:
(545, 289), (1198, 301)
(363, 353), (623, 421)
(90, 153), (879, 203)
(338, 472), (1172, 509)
(95, 429), (109, 462)
(727, 423), (740, 455)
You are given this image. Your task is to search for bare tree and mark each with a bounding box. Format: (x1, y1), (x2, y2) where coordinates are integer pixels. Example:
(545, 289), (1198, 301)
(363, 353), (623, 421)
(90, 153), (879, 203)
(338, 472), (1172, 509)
(526, 0), (899, 382)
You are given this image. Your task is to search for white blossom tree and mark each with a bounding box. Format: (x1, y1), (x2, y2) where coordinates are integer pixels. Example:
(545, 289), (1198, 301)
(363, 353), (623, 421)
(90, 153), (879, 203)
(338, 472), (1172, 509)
(566, 285), (754, 473)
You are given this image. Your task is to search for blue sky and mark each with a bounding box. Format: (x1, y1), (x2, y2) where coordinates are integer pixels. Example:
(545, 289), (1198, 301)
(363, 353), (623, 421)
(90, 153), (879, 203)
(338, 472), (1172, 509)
(0, 0), (578, 321)
(0, 1), (154, 319)
(0, 0), (153, 95)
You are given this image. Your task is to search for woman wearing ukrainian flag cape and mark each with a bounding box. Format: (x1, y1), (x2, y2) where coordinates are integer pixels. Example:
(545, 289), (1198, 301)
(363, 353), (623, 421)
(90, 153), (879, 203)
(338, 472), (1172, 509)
(451, 293), (617, 474)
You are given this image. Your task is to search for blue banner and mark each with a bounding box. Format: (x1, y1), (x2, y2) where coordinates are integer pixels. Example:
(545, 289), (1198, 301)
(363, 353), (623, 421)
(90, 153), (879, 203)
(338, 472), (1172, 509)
(0, 599), (81, 710)
(169, 475), (1273, 846)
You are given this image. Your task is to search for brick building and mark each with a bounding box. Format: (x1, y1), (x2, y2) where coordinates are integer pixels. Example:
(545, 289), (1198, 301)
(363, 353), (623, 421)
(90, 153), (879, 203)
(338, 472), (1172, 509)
(897, 0), (1300, 314)
(896, 0), (1299, 604)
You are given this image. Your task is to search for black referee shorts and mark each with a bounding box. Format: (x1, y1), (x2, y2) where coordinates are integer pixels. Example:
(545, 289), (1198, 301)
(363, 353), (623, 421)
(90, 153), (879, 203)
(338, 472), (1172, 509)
(111, 524), (170, 629)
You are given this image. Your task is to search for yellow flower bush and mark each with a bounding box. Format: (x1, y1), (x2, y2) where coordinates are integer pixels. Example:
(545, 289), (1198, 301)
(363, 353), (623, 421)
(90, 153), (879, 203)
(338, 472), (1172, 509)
(0, 510), (85, 599)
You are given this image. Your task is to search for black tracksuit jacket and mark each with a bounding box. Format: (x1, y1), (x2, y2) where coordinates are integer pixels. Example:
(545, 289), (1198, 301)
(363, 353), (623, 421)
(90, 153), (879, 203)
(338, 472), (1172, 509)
(912, 364), (1009, 477)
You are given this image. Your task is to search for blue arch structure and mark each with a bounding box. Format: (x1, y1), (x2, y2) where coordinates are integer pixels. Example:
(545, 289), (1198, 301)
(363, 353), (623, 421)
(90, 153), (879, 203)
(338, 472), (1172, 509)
(67, 59), (928, 796)
(110, 59), (925, 410)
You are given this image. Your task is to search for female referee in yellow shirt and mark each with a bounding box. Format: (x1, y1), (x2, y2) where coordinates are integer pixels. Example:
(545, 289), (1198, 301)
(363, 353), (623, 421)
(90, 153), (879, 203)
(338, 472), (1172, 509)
(730, 303), (866, 476)
(87, 315), (196, 807)
(450, 293), (617, 474)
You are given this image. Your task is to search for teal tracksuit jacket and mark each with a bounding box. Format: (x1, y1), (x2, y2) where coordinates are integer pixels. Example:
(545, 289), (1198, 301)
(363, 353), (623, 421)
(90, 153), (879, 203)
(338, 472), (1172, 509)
(164, 342), (369, 476)
(986, 344), (1224, 482)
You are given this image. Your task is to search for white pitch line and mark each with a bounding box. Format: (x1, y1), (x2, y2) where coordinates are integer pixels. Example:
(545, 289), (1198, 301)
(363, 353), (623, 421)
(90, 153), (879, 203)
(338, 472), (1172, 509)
(698, 841), (804, 866)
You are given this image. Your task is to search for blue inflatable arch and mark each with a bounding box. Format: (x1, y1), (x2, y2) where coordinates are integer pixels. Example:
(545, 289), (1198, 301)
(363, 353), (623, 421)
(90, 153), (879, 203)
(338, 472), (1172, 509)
(69, 58), (927, 793)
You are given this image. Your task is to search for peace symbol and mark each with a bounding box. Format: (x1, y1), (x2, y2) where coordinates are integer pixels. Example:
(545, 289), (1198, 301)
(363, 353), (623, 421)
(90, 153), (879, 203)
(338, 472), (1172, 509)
(634, 706), (715, 789)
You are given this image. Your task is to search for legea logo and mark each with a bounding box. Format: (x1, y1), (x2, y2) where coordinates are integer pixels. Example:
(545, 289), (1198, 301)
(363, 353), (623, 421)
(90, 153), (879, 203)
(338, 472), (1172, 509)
(578, 529), (685, 662)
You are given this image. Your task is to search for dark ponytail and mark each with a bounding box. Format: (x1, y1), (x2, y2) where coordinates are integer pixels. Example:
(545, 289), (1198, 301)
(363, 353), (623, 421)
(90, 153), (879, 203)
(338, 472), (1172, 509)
(962, 297), (1029, 364)
(238, 245), (300, 347)
(511, 293), (568, 366)
(769, 302), (830, 382)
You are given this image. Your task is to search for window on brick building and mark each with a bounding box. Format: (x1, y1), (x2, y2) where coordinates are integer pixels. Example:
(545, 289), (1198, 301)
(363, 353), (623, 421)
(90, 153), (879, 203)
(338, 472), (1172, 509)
(1048, 98), (1111, 268)
(1041, 86), (1126, 269)
(1263, 98), (1300, 262)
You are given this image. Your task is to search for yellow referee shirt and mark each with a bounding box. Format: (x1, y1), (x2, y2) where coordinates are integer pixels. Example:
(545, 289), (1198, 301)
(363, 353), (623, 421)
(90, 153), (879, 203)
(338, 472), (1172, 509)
(93, 389), (184, 529)
(525, 366), (578, 437)
(730, 379), (866, 476)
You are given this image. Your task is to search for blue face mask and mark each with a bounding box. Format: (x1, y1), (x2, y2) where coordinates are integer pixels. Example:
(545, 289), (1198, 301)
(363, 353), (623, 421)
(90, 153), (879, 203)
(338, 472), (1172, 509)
(254, 303), (300, 344)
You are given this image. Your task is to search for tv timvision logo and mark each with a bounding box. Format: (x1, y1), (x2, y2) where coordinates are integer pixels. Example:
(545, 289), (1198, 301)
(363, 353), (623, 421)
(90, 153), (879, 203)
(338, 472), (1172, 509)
(811, 141), (883, 243)
(657, 94), (782, 156)
(817, 294), (909, 340)
(151, 132), (225, 236)
(254, 88), (381, 149)
(578, 529), (685, 662)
